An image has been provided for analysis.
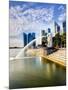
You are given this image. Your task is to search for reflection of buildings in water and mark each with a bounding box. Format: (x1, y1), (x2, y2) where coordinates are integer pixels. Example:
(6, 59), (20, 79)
(45, 62), (56, 78)
(52, 63), (56, 73)
(35, 57), (42, 67)
(39, 57), (42, 65)
(45, 63), (52, 79)
(45, 63), (57, 79)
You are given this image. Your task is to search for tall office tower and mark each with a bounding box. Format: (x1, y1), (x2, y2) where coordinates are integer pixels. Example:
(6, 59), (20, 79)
(41, 30), (47, 46)
(28, 33), (32, 43)
(47, 28), (52, 48)
(28, 33), (36, 48)
(63, 21), (66, 33)
(57, 25), (60, 33)
(23, 33), (27, 47)
(54, 22), (60, 34)
(36, 30), (42, 46)
(32, 33), (36, 47)
(54, 22), (58, 34)
(42, 30), (45, 36)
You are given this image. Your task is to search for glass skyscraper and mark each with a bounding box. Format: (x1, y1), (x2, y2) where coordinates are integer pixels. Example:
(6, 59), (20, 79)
(28, 33), (32, 43)
(32, 33), (36, 47)
(54, 22), (60, 34)
(23, 33), (27, 47)
(63, 21), (66, 33)
(23, 32), (36, 47)
(57, 26), (60, 33)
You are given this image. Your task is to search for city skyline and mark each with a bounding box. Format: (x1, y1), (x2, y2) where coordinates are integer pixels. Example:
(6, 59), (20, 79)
(9, 1), (66, 47)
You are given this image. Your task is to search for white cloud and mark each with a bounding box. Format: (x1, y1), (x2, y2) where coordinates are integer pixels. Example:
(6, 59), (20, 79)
(9, 5), (54, 46)
(58, 13), (66, 22)
(58, 5), (65, 12)
(9, 5), (54, 32)
(9, 18), (23, 36)
(9, 38), (23, 47)
(23, 7), (54, 22)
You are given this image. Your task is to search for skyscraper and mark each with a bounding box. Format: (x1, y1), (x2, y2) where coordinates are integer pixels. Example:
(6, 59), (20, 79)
(47, 28), (52, 48)
(23, 32), (36, 48)
(28, 33), (32, 43)
(23, 33), (27, 47)
(23, 32), (36, 47)
(55, 22), (58, 34)
(48, 28), (51, 33)
(63, 21), (66, 33)
(57, 25), (60, 33)
(41, 30), (47, 47)
(32, 33), (36, 47)
(28, 33), (36, 48)
(54, 22), (60, 35)
(42, 30), (46, 36)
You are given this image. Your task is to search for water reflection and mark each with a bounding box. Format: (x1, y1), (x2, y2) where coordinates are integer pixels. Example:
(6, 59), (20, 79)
(52, 63), (56, 73)
(46, 63), (51, 79)
(9, 57), (66, 89)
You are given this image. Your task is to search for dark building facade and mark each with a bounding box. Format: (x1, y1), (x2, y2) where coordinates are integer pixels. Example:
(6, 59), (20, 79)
(48, 28), (51, 33)
(32, 33), (36, 47)
(63, 21), (66, 33)
(23, 33), (27, 47)
(28, 33), (32, 43)
(41, 30), (47, 47)
(57, 25), (60, 33)
(28, 33), (36, 48)
(54, 22), (60, 34)
(23, 32), (36, 47)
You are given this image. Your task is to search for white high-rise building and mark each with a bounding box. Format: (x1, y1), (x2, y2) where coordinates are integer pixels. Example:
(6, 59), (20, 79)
(47, 28), (52, 48)
(36, 30), (42, 46)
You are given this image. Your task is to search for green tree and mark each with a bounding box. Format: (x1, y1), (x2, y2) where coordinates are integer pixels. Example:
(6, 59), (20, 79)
(61, 32), (66, 47)
(53, 32), (61, 48)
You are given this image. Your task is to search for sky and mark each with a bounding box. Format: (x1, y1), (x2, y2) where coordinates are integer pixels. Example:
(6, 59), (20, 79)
(9, 1), (66, 47)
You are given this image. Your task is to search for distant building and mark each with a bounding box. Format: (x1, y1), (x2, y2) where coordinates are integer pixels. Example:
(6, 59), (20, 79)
(42, 30), (46, 36)
(57, 25), (60, 33)
(23, 33), (27, 47)
(23, 32), (36, 47)
(54, 22), (58, 34)
(41, 30), (47, 47)
(63, 21), (66, 33)
(32, 33), (36, 47)
(47, 28), (52, 48)
(36, 31), (42, 46)
(28, 33), (36, 47)
(54, 22), (60, 34)
(48, 28), (51, 33)
(28, 33), (32, 43)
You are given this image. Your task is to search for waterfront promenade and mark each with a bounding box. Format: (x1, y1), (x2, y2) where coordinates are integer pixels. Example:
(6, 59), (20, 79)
(41, 48), (66, 67)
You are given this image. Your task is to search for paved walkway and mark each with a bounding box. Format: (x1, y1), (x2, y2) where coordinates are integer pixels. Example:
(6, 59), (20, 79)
(41, 48), (66, 67)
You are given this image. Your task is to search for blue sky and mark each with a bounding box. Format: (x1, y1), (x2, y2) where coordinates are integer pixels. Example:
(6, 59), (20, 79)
(9, 1), (66, 22)
(9, 1), (66, 47)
